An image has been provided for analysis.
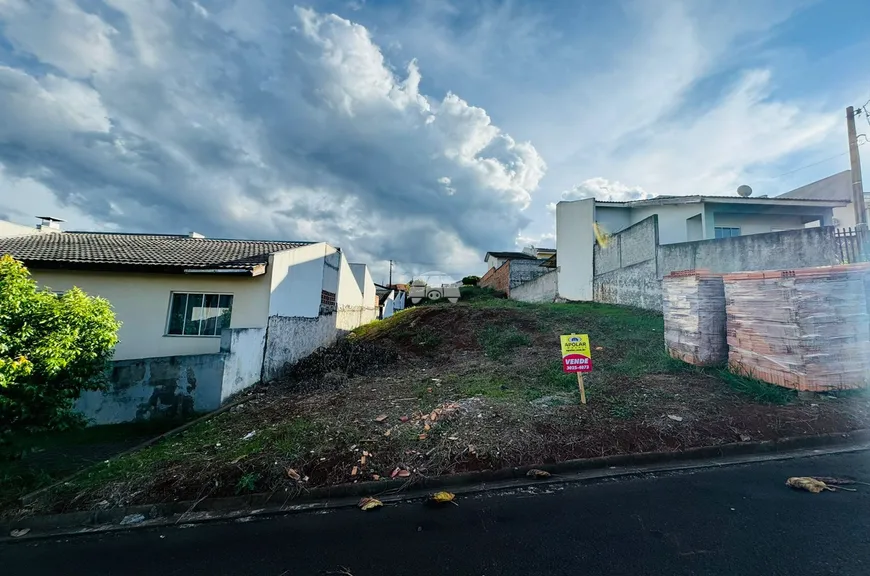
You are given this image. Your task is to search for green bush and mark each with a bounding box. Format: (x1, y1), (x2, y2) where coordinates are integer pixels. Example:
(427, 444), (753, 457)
(0, 256), (121, 446)
(461, 275), (481, 286)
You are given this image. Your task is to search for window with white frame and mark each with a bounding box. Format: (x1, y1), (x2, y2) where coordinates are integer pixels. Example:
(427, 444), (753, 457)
(714, 227), (741, 239)
(166, 293), (233, 336)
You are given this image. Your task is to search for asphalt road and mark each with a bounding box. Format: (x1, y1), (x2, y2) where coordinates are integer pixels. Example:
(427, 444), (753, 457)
(4, 451), (870, 575)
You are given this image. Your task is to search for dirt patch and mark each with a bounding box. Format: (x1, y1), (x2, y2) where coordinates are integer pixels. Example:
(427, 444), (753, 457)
(17, 301), (870, 516)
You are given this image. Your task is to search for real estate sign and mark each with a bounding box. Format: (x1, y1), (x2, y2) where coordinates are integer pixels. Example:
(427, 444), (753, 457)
(560, 334), (592, 373)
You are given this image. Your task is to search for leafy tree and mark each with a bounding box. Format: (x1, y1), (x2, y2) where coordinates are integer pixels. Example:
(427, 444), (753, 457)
(0, 256), (121, 445)
(462, 275), (481, 286)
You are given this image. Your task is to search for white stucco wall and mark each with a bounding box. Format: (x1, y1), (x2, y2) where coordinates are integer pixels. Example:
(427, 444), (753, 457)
(630, 204), (704, 245)
(267, 242), (334, 318)
(337, 254), (364, 308)
(220, 327), (266, 401)
(0, 219), (40, 237)
(31, 270), (271, 361)
(556, 198), (595, 301)
(711, 213), (807, 235)
(511, 269), (557, 303)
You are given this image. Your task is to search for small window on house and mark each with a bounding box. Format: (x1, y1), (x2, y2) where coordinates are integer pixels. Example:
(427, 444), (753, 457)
(167, 293), (233, 336)
(714, 227), (741, 239)
(320, 290), (337, 315)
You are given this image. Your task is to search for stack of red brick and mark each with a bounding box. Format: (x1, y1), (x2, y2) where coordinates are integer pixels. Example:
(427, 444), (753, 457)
(663, 270), (727, 366)
(723, 264), (870, 392)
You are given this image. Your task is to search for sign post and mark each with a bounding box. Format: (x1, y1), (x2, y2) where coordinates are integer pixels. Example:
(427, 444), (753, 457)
(560, 334), (592, 405)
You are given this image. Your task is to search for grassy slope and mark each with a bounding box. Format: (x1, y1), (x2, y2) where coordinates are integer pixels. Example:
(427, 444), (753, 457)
(12, 297), (868, 515)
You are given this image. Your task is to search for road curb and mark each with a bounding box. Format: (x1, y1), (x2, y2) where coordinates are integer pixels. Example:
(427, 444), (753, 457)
(3, 428), (869, 542)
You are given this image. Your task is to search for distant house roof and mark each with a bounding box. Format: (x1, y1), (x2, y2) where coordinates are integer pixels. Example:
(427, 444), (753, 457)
(591, 195), (849, 208)
(484, 251), (538, 262)
(777, 170), (852, 202)
(0, 232), (314, 275)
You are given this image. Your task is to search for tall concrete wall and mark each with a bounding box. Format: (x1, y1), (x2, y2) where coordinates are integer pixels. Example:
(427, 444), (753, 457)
(592, 217), (840, 311)
(557, 198), (595, 300)
(511, 269), (558, 303)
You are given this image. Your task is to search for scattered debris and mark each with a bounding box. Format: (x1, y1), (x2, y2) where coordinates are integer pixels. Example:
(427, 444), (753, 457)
(360, 455), (367, 465)
(374, 414), (388, 423)
(390, 467), (401, 478)
(286, 468), (302, 481)
(351, 466), (359, 476)
(400, 416), (410, 423)
(358, 497), (383, 511)
(398, 469), (411, 478)
(448, 436), (459, 441)
(418, 433), (428, 440)
(428, 491), (457, 505)
(383, 429), (392, 437)
(9, 528), (30, 538)
(527, 469), (551, 478)
(372, 474), (381, 481)
(667, 415), (683, 422)
(120, 513), (146, 525)
(241, 431), (257, 441)
(739, 434), (751, 442)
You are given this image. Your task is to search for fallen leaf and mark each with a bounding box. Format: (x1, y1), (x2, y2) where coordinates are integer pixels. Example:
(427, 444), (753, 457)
(10, 528), (30, 538)
(383, 429), (392, 437)
(360, 455), (367, 465)
(418, 433), (428, 440)
(241, 431), (257, 441)
(398, 469), (411, 478)
(739, 434), (751, 442)
(448, 436), (459, 441)
(427, 387), (433, 393)
(429, 410), (439, 421)
(351, 466), (359, 476)
(372, 474), (381, 481)
(786, 477), (834, 493)
(230, 454), (247, 465)
(424, 423), (431, 431)
(358, 497), (383, 511)
(400, 416), (410, 423)
(391, 467), (401, 478)
(363, 451), (371, 457)
(527, 469), (551, 478)
(595, 346), (604, 351)
(429, 491), (457, 504)
(667, 415), (683, 422)
(374, 414), (388, 423)
(286, 468), (301, 481)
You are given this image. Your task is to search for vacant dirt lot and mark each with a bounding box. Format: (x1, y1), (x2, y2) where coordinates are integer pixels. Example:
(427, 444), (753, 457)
(17, 299), (870, 516)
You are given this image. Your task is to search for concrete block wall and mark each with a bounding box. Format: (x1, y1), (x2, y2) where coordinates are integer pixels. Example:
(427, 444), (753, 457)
(592, 216), (841, 311)
(508, 259), (550, 289)
(511, 269), (558, 303)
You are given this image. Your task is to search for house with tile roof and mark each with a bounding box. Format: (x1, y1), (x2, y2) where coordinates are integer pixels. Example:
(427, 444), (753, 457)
(0, 228), (378, 423)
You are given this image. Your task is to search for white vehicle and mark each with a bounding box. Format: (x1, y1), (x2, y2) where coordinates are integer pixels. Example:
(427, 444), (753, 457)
(409, 279), (460, 304)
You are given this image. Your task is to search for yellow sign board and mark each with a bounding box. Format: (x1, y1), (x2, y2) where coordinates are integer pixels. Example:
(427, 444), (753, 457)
(560, 334), (592, 373)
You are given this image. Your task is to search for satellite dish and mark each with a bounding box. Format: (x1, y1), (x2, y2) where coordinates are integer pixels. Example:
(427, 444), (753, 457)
(737, 185), (753, 197)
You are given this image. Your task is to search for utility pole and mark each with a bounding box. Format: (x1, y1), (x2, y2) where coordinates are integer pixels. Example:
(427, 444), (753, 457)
(389, 259), (393, 286)
(847, 106), (867, 227)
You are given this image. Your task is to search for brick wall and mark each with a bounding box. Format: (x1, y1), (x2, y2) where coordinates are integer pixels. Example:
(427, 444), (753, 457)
(480, 261), (511, 295)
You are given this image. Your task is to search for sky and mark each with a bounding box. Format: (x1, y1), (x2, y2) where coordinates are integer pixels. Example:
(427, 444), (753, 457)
(0, 0), (868, 282)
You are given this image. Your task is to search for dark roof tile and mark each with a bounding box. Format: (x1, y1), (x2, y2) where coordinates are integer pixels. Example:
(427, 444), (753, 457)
(0, 232), (313, 273)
